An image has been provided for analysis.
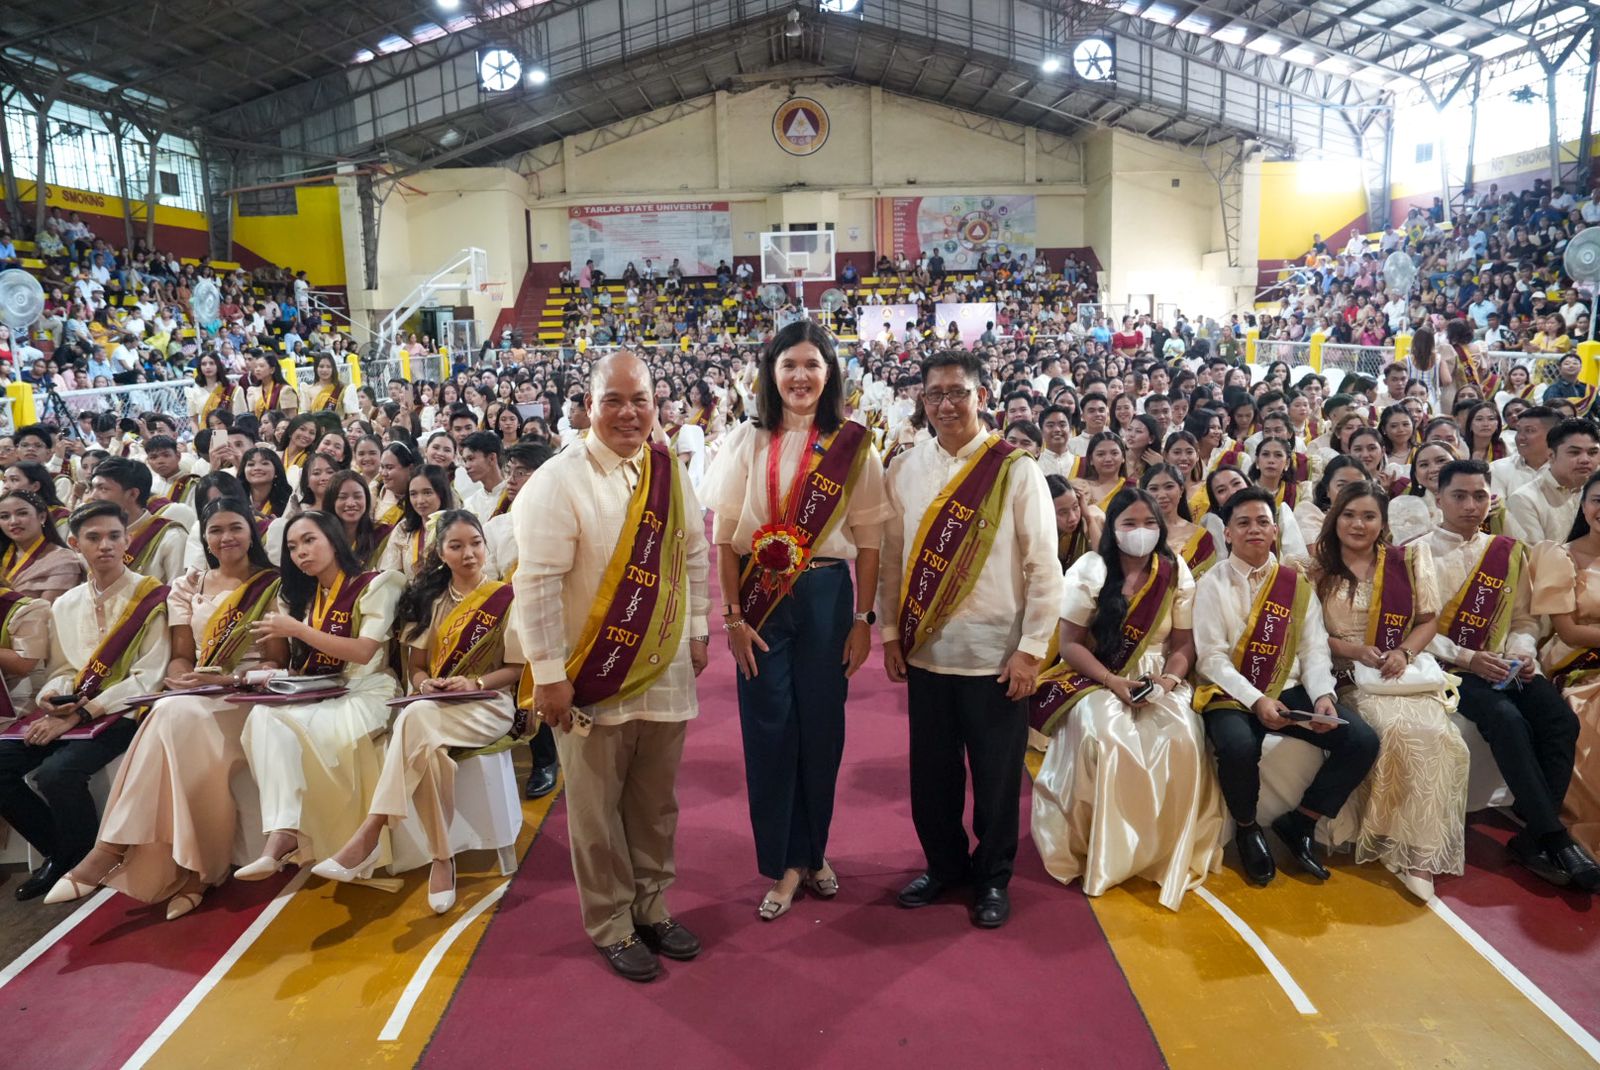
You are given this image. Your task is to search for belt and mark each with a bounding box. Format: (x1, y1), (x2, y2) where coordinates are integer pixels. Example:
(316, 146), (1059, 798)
(807, 556), (846, 570)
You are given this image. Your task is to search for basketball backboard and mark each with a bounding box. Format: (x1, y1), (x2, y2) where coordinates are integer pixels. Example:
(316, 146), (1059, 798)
(761, 230), (836, 284)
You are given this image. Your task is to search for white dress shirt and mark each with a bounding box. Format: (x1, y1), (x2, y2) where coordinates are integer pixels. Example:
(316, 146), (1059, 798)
(1193, 554), (1337, 707)
(1421, 527), (1538, 667)
(39, 569), (171, 719)
(1505, 468), (1579, 546)
(512, 434), (709, 726)
(1487, 453), (1544, 501)
(878, 431), (1063, 675)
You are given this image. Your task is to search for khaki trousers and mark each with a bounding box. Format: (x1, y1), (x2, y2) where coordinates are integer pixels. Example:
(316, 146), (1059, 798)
(555, 718), (686, 946)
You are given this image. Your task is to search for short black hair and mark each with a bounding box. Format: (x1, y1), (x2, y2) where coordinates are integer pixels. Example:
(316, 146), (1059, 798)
(505, 441), (554, 470)
(69, 499), (126, 534)
(1547, 418), (1600, 452)
(92, 456), (153, 505)
(462, 430), (502, 457)
(1219, 485), (1277, 524)
(1437, 458), (1491, 491)
(447, 405), (478, 425)
(144, 435), (179, 454)
(14, 423), (52, 448)
(920, 349), (984, 383)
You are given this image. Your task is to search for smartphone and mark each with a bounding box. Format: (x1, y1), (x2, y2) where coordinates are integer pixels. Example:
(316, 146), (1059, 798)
(1493, 658), (1523, 691)
(1284, 709), (1348, 726)
(46, 692), (79, 706)
(1128, 675), (1156, 704)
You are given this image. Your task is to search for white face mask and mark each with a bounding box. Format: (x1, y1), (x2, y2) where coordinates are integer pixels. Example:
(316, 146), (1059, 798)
(1114, 526), (1160, 558)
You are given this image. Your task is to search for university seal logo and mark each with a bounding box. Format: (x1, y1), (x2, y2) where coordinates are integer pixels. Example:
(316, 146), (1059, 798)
(773, 97), (829, 156)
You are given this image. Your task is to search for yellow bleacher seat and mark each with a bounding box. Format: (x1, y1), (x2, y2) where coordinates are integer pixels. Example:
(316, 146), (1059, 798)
(209, 260), (242, 271)
(180, 257), (200, 266)
(14, 241), (35, 253)
(20, 258), (43, 271)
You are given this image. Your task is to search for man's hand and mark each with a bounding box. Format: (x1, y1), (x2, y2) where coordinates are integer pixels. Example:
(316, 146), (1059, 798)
(1252, 695), (1291, 730)
(1517, 656), (1537, 683)
(689, 638), (708, 677)
(1308, 694), (1341, 734)
(1466, 649), (1513, 684)
(883, 638), (907, 684)
(841, 622), (871, 679)
(997, 651), (1041, 701)
(535, 679), (576, 731)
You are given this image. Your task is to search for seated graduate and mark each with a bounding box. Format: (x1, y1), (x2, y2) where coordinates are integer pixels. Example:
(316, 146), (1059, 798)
(1030, 486), (1224, 910)
(43, 497), (287, 918)
(235, 510), (403, 878)
(313, 510), (524, 914)
(1192, 486), (1380, 888)
(0, 502), (172, 901)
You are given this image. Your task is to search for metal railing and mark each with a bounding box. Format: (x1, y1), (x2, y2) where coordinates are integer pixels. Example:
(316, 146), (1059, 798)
(1318, 343), (1391, 382)
(47, 380), (194, 430)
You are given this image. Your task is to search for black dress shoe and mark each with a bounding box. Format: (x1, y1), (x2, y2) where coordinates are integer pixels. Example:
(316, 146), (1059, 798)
(1552, 842), (1600, 893)
(1271, 815), (1330, 881)
(15, 858), (64, 902)
(524, 763), (558, 800)
(635, 918), (701, 961)
(897, 872), (959, 908)
(1507, 832), (1572, 888)
(970, 886), (1010, 929)
(597, 934), (660, 982)
(1235, 826), (1276, 887)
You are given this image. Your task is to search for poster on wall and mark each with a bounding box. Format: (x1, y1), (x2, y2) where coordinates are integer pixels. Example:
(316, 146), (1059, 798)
(874, 195), (1036, 269)
(567, 202), (732, 276)
(854, 305), (920, 346)
(935, 302), (998, 346)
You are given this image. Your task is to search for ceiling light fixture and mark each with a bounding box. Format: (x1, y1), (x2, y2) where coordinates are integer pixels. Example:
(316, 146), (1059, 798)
(527, 67), (548, 86)
(1041, 55), (1063, 73)
(784, 9), (804, 39)
(438, 0), (459, 9)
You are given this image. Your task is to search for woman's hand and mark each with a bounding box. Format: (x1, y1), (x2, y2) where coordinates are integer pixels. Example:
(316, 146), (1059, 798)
(435, 676), (475, 692)
(165, 669), (215, 689)
(1378, 649), (1408, 679)
(727, 620), (769, 681)
(1103, 675), (1137, 707)
(253, 613), (304, 642)
(1357, 644), (1386, 669)
(842, 621), (871, 679)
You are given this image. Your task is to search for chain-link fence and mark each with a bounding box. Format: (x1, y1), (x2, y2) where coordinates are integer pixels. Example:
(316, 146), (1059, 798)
(48, 380), (194, 432)
(1319, 343), (1390, 383)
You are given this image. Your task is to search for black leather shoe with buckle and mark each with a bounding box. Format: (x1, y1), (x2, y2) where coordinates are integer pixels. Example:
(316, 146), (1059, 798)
(635, 918), (701, 961)
(597, 933), (660, 982)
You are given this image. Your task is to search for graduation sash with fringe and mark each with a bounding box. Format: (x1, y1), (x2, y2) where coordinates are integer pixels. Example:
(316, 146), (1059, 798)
(124, 515), (179, 574)
(294, 570), (381, 675)
(73, 576), (169, 701)
(429, 581), (515, 681)
(1439, 535), (1523, 653)
(1366, 544), (1416, 652)
(1192, 564), (1308, 711)
(196, 570), (281, 671)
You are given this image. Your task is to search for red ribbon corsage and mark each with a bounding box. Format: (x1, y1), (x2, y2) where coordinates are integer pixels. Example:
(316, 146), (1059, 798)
(750, 522), (813, 590)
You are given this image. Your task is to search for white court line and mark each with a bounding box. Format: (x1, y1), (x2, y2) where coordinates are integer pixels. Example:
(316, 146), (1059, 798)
(1428, 897), (1600, 1065)
(0, 887), (115, 992)
(1193, 887), (1318, 1015)
(120, 869), (310, 1070)
(377, 880), (510, 1042)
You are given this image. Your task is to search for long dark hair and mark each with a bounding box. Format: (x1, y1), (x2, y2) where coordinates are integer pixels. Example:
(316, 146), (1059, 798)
(400, 463), (453, 534)
(240, 446), (291, 515)
(1566, 469), (1600, 541)
(1407, 440), (1458, 497)
(1140, 462), (1193, 521)
(7, 462), (65, 508)
(278, 510), (364, 620)
(198, 496), (275, 571)
(0, 489), (69, 556)
(195, 470), (247, 510)
(1205, 464), (1249, 514)
(755, 320), (845, 433)
(1088, 487), (1171, 661)
(320, 469), (379, 562)
(396, 509), (484, 643)
(1313, 455), (1367, 510)
(295, 452), (338, 508)
(1311, 479), (1390, 604)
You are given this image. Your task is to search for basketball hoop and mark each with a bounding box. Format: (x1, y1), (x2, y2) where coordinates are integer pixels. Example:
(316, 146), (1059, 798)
(478, 281), (507, 305)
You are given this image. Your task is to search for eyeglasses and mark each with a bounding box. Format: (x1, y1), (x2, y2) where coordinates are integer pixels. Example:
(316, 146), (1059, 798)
(923, 388), (973, 407)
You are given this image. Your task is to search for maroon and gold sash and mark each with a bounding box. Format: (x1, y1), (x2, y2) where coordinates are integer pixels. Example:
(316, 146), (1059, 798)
(1273, 481), (1299, 511)
(201, 382), (237, 424)
(896, 435), (1022, 657)
(491, 487), (514, 519)
(254, 381), (283, 417)
(1455, 344), (1500, 400)
(367, 521), (398, 569)
(429, 582), (514, 681)
(124, 515), (178, 573)
(0, 590), (37, 720)
(665, 424), (682, 446)
(73, 576), (169, 701)
(883, 440), (913, 469)
(2, 538), (52, 585)
(1193, 563), (1309, 710)
(167, 474), (199, 506)
(313, 383), (340, 412)
(1181, 527), (1217, 578)
(1439, 535), (1523, 653)
(737, 421), (871, 630)
(562, 442), (688, 708)
(1212, 440), (1245, 471)
(1366, 544), (1415, 652)
(197, 570), (281, 671)
(1291, 451), (1310, 484)
(48, 505), (69, 530)
(1029, 556), (1177, 734)
(294, 570), (381, 675)
(1058, 524), (1091, 573)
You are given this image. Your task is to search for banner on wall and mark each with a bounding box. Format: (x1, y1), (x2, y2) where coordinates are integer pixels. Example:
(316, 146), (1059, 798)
(874, 195), (1036, 269)
(854, 305), (920, 346)
(934, 302), (998, 346)
(567, 202), (732, 276)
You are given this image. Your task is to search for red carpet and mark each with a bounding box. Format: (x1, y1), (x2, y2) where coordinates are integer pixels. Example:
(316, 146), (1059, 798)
(0, 873), (291, 1066)
(421, 634), (1163, 1068)
(1440, 811), (1600, 1036)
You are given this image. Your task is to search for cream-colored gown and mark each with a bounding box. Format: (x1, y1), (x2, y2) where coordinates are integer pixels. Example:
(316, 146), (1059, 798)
(1529, 543), (1600, 857)
(1030, 552), (1225, 911)
(241, 571), (403, 865)
(99, 570), (275, 902)
(1315, 545), (1469, 875)
(369, 593), (525, 862)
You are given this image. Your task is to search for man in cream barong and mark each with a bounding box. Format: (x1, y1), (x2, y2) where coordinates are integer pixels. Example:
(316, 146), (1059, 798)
(513, 351), (711, 983)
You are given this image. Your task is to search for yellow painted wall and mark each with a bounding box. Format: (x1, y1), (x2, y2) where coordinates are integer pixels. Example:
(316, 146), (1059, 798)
(231, 185), (347, 286)
(12, 179), (209, 233)
(1256, 158), (1367, 261)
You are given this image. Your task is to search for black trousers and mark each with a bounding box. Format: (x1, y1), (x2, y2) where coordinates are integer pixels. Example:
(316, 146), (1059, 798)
(0, 718), (138, 869)
(735, 563), (853, 879)
(906, 666), (1028, 888)
(1455, 674), (1578, 838)
(1202, 686), (1380, 825)
(528, 722), (558, 769)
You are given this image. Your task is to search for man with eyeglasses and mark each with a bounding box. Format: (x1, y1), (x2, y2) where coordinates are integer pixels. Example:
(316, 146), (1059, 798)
(879, 349), (1062, 930)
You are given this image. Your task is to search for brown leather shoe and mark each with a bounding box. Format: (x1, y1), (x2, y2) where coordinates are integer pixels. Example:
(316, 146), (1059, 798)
(635, 918), (701, 961)
(597, 933), (660, 982)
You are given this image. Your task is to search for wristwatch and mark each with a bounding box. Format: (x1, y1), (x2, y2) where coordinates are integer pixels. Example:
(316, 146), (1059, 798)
(854, 610), (876, 625)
